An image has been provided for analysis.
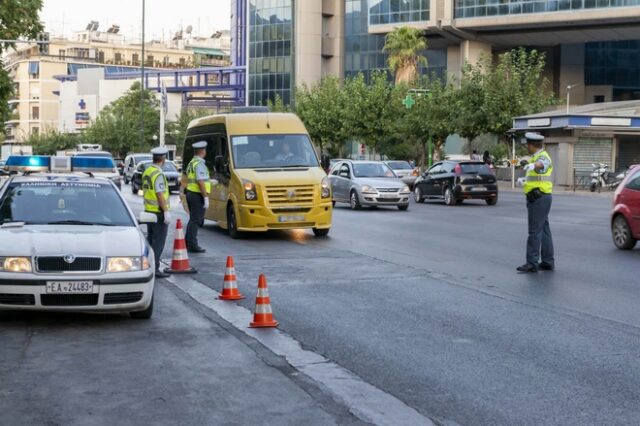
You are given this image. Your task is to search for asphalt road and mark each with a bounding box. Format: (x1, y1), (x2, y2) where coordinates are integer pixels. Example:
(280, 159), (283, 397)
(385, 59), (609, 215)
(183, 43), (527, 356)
(137, 187), (639, 426)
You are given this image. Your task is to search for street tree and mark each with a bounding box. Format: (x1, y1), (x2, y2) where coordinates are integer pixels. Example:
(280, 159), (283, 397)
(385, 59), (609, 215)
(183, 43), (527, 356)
(383, 26), (428, 86)
(25, 130), (79, 155)
(0, 0), (44, 132)
(84, 81), (159, 156)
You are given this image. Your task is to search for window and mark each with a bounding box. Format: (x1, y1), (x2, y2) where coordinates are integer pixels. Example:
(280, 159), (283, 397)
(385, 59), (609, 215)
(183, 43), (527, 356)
(31, 106), (39, 120)
(625, 169), (640, 191)
(352, 162), (395, 178)
(115, 52), (122, 64)
(132, 53), (140, 65)
(339, 164), (350, 176)
(58, 49), (66, 59)
(428, 163), (443, 175)
(97, 51), (105, 63)
(387, 161), (413, 170)
(594, 95), (605, 103)
(28, 61), (39, 79)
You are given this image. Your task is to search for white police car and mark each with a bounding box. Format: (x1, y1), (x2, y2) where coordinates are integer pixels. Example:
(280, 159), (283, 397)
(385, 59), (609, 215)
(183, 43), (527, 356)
(0, 155), (157, 318)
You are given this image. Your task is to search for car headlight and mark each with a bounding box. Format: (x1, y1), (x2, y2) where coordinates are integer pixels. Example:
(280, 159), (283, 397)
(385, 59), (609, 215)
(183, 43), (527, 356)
(361, 185), (377, 194)
(321, 177), (331, 198)
(243, 180), (258, 201)
(0, 257), (32, 273)
(107, 257), (145, 273)
(401, 185), (410, 193)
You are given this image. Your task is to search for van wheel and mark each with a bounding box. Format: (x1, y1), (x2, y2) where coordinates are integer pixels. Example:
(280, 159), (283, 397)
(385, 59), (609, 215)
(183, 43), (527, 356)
(313, 228), (330, 237)
(227, 204), (240, 239)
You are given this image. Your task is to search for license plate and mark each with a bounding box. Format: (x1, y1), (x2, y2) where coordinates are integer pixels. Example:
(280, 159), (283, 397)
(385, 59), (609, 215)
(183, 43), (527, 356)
(46, 281), (94, 294)
(380, 193), (398, 198)
(278, 215), (305, 223)
(471, 187), (486, 192)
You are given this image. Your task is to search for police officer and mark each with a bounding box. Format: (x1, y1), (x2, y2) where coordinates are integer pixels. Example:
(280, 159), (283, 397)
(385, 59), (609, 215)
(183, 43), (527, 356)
(185, 141), (210, 253)
(143, 147), (172, 278)
(517, 132), (555, 273)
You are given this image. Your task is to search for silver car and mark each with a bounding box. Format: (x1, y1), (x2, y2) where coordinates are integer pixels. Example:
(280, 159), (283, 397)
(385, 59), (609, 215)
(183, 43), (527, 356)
(384, 160), (418, 188)
(329, 160), (411, 211)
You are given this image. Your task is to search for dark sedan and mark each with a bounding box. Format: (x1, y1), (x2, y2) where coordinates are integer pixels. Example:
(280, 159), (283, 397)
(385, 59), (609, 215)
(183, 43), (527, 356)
(413, 160), (498, 206)
(130, 160), (181, 194)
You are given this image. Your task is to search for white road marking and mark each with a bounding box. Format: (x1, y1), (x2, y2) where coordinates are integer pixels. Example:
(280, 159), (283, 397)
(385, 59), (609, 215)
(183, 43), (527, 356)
(166, 275), (435, 426)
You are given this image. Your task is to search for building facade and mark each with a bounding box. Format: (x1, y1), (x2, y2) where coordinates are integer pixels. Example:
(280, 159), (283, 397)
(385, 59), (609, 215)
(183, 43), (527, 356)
(3, 25), (231, 142)
(239, 0), (640, 108)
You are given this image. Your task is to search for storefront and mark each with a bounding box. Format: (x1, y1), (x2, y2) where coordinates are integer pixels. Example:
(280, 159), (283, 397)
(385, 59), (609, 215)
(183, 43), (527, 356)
(513, 101), (640, 187)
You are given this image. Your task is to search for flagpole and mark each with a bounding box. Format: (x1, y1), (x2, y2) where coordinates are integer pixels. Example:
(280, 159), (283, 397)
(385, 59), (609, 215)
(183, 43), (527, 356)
(159, 82), (166, 147)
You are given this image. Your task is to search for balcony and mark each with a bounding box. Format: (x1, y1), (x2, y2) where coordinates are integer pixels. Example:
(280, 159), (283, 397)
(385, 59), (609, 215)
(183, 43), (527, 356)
(322, 36), (336, 57)
(322, 0), (336, 16)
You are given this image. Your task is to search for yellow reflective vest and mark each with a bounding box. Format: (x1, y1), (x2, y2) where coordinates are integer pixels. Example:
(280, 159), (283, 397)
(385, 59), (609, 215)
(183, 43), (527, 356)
(523, 150), (553, 194)
(142, 164), (170, 213)
(186, 157), (211, 194)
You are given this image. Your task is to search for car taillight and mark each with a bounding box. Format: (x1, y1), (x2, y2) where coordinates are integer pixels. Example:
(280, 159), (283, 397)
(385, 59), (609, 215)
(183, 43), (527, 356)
(454, 164), (462, 174)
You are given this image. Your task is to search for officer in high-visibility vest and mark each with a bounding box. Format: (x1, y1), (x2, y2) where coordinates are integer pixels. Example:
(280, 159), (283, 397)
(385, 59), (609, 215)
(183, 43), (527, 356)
(185, 141), (211, 253)
(143, 147), (172, 278)
(517, 132), (555, 273)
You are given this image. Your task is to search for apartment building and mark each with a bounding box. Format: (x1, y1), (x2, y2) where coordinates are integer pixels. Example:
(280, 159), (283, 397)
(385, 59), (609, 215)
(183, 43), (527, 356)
(3, 24), (231, 142)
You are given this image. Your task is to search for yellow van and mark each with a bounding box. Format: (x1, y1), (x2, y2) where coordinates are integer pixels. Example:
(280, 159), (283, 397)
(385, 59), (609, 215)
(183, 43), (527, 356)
(180, 110), (332, 238)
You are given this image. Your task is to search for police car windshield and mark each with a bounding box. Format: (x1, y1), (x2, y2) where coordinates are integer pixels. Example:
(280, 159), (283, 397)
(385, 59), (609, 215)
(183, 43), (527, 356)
(0, 180), (134, 226)
(231, 134), (319, 169)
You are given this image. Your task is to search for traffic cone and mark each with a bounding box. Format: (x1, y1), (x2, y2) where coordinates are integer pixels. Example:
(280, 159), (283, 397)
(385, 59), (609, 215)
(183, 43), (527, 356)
(249, 274), (279, 328)
(218, 256), (245, 300)
(164, 219), (197, 274)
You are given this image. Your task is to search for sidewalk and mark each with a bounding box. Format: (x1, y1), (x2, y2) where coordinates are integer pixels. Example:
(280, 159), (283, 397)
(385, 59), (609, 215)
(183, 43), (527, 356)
(497, 181), (615, 198)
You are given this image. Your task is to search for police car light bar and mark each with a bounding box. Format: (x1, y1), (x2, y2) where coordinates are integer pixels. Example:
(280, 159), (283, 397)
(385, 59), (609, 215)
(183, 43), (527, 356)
(5, 155), (115, 174)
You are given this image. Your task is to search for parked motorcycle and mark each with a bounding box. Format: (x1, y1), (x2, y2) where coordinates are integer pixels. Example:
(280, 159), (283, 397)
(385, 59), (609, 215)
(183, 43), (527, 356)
(590, 163), (627, 192)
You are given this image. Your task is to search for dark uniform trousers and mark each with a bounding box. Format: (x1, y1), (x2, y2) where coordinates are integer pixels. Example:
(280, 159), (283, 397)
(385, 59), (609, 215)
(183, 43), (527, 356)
(186, 190), (205, 249)
(526, 193), (555, 267)
(147, 212), (168, 272)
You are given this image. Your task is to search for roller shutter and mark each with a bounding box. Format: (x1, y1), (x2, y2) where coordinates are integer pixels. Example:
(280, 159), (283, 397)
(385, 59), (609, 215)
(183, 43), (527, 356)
(573, 138), (613, 172)
(618, 138), (640, 169)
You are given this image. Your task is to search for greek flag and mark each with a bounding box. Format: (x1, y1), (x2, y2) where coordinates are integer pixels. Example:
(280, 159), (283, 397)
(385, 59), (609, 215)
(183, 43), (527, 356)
(160, 81), (168, 116)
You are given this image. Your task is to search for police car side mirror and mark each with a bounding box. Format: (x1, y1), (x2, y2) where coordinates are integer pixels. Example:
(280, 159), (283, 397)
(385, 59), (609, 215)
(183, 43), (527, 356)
(138, 212), (158, 224)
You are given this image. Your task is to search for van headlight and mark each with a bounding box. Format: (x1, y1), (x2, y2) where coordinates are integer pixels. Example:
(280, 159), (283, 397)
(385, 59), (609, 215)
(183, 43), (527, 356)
(107, 257), (146, 273)
(243, 180), (258, 201)
(321, 177), (331, 198)
(0, 257), (32, 273)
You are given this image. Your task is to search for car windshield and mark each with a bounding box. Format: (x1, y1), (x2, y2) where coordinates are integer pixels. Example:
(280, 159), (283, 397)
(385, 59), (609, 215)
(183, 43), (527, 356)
(231, 134), (319, 169)
(353, 163), (395, 178)
(387, 161), (412, 170)
(140, 161), (177, 172)
(459, 163), (492, 174)
(0, 180), (134, 226)
(135, 155), (152, 163)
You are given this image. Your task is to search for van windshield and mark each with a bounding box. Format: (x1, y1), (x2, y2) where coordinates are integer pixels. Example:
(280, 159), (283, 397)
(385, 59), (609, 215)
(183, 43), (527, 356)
(231, 134), (319, 169)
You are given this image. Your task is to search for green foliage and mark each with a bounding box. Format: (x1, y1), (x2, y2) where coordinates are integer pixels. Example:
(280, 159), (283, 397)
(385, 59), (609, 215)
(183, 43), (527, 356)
(267, 94), (290, 113)
(383, 26), (428, 85)
(25, 130), (80, 155)
(84, 81), (160, 156)
(167, 107), (215, 152)
(0, 0), (44, 133)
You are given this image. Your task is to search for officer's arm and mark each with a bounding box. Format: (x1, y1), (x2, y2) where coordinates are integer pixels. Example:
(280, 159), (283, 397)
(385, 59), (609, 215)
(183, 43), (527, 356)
(157, 192), (169, 213)
(534, 160), (545, 171)
(197, 180), (208, 197)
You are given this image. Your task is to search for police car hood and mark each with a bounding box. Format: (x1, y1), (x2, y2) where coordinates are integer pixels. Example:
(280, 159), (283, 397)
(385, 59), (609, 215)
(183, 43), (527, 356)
(0, 225), (144, 257)
(235, 167), (326, 186)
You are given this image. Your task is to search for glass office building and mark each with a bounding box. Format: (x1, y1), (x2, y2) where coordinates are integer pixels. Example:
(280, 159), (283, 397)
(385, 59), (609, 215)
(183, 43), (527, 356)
(345, 0), (445, 81)
(368, 0), (430, 25)
(454, 0), (640, 19)
(586, 40), (640, 101)
(248, 0), (294, 106)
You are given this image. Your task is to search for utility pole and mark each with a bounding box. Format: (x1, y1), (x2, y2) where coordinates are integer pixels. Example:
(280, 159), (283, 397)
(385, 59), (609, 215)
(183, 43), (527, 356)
(139, 0), (146, 150)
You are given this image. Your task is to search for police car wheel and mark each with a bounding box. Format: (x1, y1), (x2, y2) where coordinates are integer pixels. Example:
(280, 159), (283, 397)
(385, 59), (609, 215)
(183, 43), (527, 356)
(130, 296), (153, 319)
(131, 181), (138, 194)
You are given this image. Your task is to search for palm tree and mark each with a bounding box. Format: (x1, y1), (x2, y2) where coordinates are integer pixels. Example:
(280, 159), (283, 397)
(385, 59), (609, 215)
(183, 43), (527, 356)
(383, 26), (428, 85)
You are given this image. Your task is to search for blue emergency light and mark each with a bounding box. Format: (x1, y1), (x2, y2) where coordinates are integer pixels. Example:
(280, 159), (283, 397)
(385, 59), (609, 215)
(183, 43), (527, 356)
(4, 155), (115, 174)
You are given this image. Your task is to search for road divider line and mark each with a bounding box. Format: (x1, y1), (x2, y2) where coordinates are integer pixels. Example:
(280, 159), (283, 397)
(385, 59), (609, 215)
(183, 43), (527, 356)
(165, 274), (435, 426)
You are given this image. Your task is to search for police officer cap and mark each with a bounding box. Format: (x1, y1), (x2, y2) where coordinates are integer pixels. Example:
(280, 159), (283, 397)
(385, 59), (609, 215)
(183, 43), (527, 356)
(193, 141), (208, 149)
(151, 147), (169, 156)
(525, 132), (544, 144)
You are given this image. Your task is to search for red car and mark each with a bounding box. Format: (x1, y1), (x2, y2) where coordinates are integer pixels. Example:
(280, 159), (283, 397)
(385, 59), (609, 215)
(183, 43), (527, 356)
(611, 165), (640, 250)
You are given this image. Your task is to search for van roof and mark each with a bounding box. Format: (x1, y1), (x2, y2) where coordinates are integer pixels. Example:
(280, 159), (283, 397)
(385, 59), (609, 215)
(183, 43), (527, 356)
(188, 112), (307, 136)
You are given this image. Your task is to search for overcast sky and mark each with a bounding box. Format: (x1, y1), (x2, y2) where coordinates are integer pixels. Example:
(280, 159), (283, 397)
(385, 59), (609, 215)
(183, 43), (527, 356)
(41, 0), (231, 41)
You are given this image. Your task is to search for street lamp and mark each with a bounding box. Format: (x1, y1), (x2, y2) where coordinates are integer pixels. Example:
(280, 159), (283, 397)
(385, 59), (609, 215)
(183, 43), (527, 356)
(566, 83), (581, 114)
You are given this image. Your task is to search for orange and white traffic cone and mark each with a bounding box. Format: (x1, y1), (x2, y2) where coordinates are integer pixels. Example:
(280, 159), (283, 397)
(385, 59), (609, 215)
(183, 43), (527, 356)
(249, 274), (279, 328)
(218, 256), (245, 300)
(164, 219), (197, 274)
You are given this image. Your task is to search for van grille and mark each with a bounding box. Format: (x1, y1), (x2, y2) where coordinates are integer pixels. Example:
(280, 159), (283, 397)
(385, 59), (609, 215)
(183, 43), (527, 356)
(37, 257), (101, 273)
(265, 185), (315, 206)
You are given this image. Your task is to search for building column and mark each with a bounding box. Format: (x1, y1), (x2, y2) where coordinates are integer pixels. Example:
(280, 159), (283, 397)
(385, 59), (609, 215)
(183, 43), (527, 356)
(559, 43), (585, 107)
(447, 40), (491, 81)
